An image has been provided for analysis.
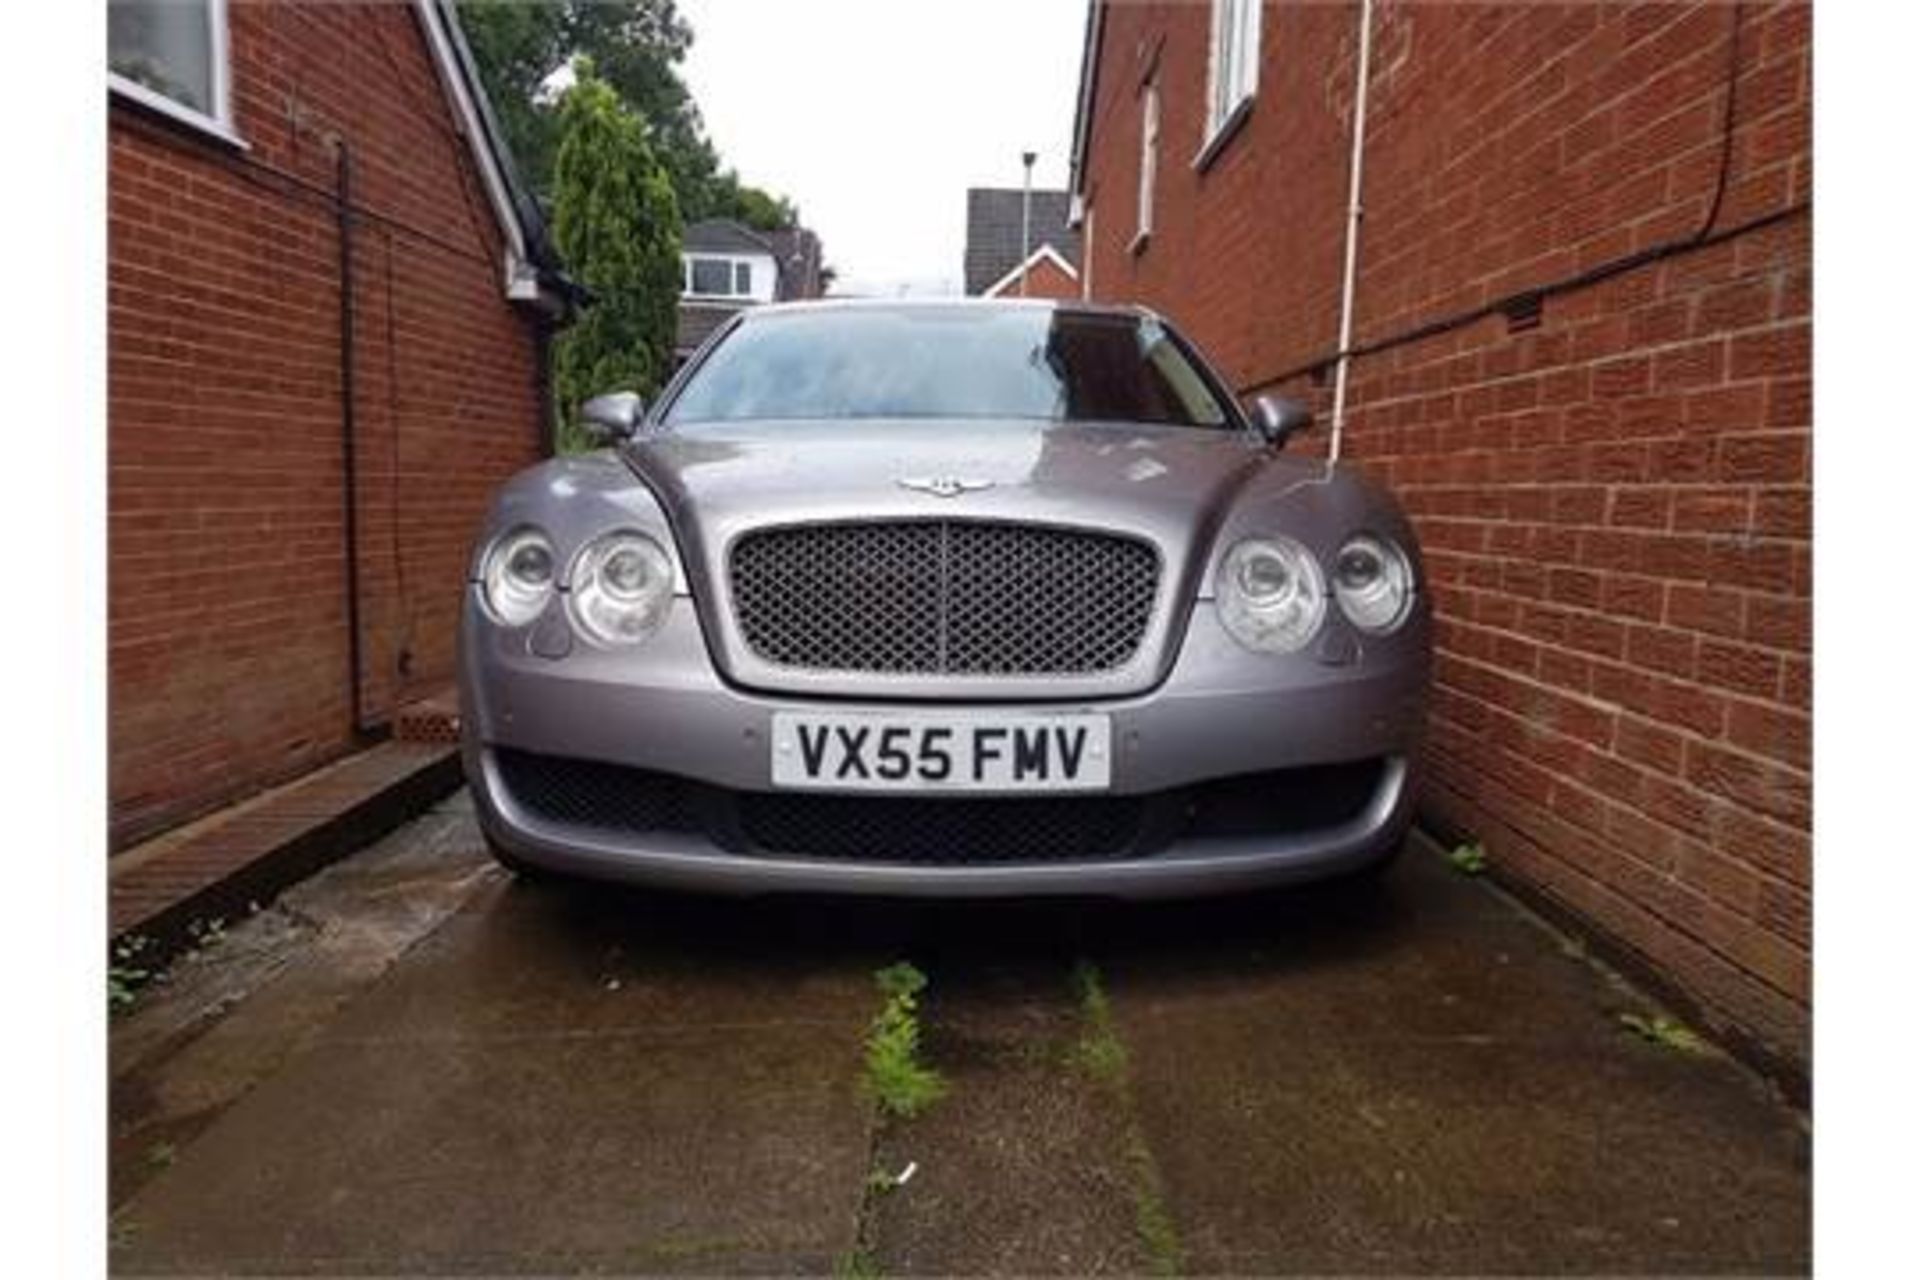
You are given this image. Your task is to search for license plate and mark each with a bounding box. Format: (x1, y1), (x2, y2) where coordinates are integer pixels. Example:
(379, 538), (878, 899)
(770, 712), (1112, 792)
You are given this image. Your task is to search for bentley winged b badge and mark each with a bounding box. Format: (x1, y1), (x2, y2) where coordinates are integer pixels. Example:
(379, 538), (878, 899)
(897, 476), (995, 498)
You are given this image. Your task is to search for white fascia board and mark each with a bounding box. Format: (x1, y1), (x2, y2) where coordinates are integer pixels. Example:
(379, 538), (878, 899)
(409, 0), (532, 296)
(981, 244), (1081, 298)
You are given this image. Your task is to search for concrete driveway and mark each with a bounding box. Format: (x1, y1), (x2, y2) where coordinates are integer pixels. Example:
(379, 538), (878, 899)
(110, 793), (1809, 1276)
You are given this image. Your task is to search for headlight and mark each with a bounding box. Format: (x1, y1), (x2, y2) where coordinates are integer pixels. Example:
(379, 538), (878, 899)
(1217, 536), (1327, 653)
(567, 531), (674, 646)
(480, 526), (555, 626)
(1333, 535), (1414, 633)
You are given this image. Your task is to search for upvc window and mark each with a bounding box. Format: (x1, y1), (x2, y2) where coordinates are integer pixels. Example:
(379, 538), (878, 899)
(1135, 82), (1159, 248)
(1206, 0), (1262, 141)
(685, 256), (754, 298)
(109, 0), (235, 138)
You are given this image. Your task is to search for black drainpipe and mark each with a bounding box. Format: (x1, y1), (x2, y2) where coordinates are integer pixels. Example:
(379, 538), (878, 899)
(335, 140), (370, 736)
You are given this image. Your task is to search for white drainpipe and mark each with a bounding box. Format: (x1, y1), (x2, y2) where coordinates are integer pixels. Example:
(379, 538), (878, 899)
(1329, 0), (1376, 464)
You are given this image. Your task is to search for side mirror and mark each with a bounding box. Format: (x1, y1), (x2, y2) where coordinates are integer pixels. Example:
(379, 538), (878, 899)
(1249, 394), (1313, 449)
(580, 390), (644, 442)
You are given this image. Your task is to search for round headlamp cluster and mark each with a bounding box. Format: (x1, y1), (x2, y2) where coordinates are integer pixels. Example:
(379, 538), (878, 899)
(1217, 532), (1415, 653)
(1332, 535), (1415, 633)
(480, 526), (555, 627)
(567, 531), (675, 646)
(1217, 536), (1327, 653)
(479, 526), (675, 647)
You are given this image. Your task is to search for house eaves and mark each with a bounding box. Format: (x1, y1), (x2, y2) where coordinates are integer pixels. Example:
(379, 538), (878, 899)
(1067, 0), (1107, 223)
(413, 0), (581, 321)
(981, 244), (1081, 299)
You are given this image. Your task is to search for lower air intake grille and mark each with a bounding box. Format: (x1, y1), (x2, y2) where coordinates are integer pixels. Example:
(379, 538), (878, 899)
(736, 792), (1148, 864)
(494, 749), (695, 836)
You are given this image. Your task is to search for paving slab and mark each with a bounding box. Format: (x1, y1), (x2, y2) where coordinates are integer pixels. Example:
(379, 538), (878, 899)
(867, 960), (1150, 1276)
(1099, 843), (1810, 1275)
(111, 803), (1810, 1277)
(113, 826), (884, 1276)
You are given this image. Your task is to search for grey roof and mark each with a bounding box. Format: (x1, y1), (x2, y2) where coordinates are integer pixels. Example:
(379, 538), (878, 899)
(963, 188), (1081, 295)
(684, 218), (777, 255)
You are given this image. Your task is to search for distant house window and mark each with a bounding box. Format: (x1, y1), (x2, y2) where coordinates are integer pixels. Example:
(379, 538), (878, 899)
(109, 0), (233, 136)
(1135, 82), (1159, 248)
(1206, 0), (1262, 141)
(686, 256), (753, 298)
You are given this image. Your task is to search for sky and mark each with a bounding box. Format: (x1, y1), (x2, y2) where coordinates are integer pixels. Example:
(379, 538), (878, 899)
(673, 0), (1089, 297)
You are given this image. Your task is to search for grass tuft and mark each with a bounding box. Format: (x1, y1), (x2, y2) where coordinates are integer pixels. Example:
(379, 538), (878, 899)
(1070, 959), (1183, 1274)
(863, 962), (946, 1119)
(834, 1247), (883, 1280)
(1619, 1011), (1709, 1055)
(108, 934), (154, 1015)
(1447, 842), (1488, 875)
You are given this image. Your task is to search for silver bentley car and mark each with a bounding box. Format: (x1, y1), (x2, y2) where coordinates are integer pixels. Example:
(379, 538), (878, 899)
(459, 300), (1430, 897)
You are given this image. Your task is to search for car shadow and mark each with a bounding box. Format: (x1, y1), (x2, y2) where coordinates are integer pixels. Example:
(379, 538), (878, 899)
(505, 848), (1421, 991)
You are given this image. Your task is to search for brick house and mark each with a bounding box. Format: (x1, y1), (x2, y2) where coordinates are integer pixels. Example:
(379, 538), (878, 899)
(964, 187), (1083, 299)
(108, 0), (574, 847)
(675, 218), (826, 365)
(1070, 2), (1811, 1072)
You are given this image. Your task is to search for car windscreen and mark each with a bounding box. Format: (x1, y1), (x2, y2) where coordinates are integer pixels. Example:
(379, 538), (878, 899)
(662, 307), (1235, 428)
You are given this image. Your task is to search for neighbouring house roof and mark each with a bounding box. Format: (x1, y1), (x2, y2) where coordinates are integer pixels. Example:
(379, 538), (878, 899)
(677, 220), (827, 350)
(964, 188), (1081, 296)
(684, 218), (778, 256)
(980, 243), (1081, 298)
(420, 0), (579, 318)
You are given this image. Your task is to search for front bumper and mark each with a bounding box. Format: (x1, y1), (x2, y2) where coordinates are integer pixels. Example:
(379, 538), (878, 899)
(459, 592), (1428, 899)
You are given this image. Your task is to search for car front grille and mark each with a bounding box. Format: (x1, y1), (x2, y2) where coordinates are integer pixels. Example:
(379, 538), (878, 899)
(491, 749), (1387, 866)
(727, 520), (1160, 676)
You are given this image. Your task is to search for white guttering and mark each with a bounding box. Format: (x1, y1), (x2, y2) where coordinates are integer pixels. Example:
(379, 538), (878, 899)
(1329, 0), (1376, 464)
(1066, 0), (1107, 224)
(409, 0), (534, 298)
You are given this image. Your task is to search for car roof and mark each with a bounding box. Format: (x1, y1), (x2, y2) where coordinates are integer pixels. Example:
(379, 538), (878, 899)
(738, 296), (1159, 324)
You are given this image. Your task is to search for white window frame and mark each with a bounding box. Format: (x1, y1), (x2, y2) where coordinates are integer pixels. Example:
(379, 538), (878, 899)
(107, 0), (243, 147)
(1133, 81), (1159, 252)
(682, 253), (760, 301)
(1201, 0), (1262, 160)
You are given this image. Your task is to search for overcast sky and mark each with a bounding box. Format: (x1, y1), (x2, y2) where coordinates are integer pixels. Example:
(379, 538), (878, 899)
(674, 0), (1088, 297)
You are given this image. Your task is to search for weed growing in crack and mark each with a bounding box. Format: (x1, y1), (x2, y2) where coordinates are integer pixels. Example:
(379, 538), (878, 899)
(834, 1246), (883, 1279)
(1619, 1011), (1709, 1055)
(864, 962), (946, 1119)
(1067, 959), (1129, 1084)
(1069, 959), (1184, 1275)
(185, 916), (227, 947)
(1447, 842), (1488, 875)
(108, 935), (154, 1015)
(1128, 1133), (1184, 1278)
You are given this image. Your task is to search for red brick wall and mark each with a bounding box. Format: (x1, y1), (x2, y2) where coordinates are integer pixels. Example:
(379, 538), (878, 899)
(986, 253), (1083, 300)
(1080, 2), (1811, 1068)
(109, 2), (546, 846)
